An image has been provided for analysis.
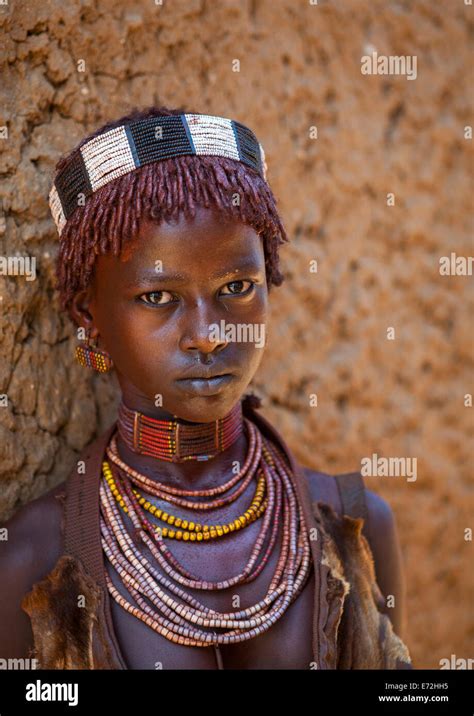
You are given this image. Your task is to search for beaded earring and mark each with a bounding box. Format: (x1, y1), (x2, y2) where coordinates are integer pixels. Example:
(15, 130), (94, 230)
(75, 329), (113, 373)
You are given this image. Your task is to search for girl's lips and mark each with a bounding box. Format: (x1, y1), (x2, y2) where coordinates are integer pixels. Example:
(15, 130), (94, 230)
(174, 374), (235, 396)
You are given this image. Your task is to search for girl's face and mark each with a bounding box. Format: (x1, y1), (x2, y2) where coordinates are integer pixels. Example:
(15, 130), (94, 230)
(72, 206), (269, 422)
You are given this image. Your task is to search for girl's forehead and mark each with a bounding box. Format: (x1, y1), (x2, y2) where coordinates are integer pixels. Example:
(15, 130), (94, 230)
(117, 208), (264, 265)
(138, 205), (254, 237)
(95, 208), (265, 282)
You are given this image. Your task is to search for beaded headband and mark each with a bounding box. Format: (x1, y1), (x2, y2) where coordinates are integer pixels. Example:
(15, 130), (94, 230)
(49, 113), (268, 237)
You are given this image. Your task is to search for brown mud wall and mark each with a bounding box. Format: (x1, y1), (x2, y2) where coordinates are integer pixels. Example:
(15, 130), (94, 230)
(0, 0), (472, 668)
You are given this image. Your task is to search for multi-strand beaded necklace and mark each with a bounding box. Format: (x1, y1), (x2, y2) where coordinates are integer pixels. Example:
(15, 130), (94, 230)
(99, 400), (313, 653)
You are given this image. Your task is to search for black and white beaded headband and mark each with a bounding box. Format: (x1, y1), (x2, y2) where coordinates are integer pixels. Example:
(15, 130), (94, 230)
(49, 113), (268, 237)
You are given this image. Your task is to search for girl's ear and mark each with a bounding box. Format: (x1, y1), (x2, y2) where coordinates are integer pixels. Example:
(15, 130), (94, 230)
(69, 286), (99, 341)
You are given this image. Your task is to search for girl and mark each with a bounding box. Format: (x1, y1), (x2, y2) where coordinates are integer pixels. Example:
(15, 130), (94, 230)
(0, 106), (412, 670)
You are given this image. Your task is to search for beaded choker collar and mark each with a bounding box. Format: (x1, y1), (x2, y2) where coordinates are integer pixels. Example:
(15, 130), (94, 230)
(117, 399), (244, 463)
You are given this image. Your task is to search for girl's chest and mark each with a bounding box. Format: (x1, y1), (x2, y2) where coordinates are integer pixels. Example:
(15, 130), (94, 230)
(104, 515), (316, 670)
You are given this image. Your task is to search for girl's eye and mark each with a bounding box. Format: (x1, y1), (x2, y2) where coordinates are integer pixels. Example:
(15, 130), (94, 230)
(138, 290), (175, 306)
(138, 280), (254, 307)
(220, 280), (254, 296)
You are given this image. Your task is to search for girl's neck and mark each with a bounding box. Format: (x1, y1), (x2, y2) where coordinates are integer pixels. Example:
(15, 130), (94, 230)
(114, 393), (248, 490)
(114, 430), (249, 490)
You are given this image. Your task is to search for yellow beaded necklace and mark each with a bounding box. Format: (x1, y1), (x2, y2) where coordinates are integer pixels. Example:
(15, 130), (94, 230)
(102, 461), (268, 542)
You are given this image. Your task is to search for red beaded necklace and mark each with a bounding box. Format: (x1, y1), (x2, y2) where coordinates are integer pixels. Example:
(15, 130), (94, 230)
(117, 399), (244, 463)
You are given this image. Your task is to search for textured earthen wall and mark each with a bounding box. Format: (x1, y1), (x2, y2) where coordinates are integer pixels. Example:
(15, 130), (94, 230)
(0, 0), (472, 668)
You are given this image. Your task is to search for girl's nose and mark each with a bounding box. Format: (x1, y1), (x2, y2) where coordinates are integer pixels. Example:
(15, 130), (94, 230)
(178, 301), (228, 354)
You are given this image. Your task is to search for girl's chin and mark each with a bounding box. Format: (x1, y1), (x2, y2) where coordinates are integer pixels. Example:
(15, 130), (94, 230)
(168, 391), (243, 422)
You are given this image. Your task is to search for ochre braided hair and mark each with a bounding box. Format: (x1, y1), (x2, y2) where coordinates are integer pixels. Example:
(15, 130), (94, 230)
(54, 105), (289, 320)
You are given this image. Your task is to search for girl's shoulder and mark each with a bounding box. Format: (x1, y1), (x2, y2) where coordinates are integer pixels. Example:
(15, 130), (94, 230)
(1, 481), (65, 568)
